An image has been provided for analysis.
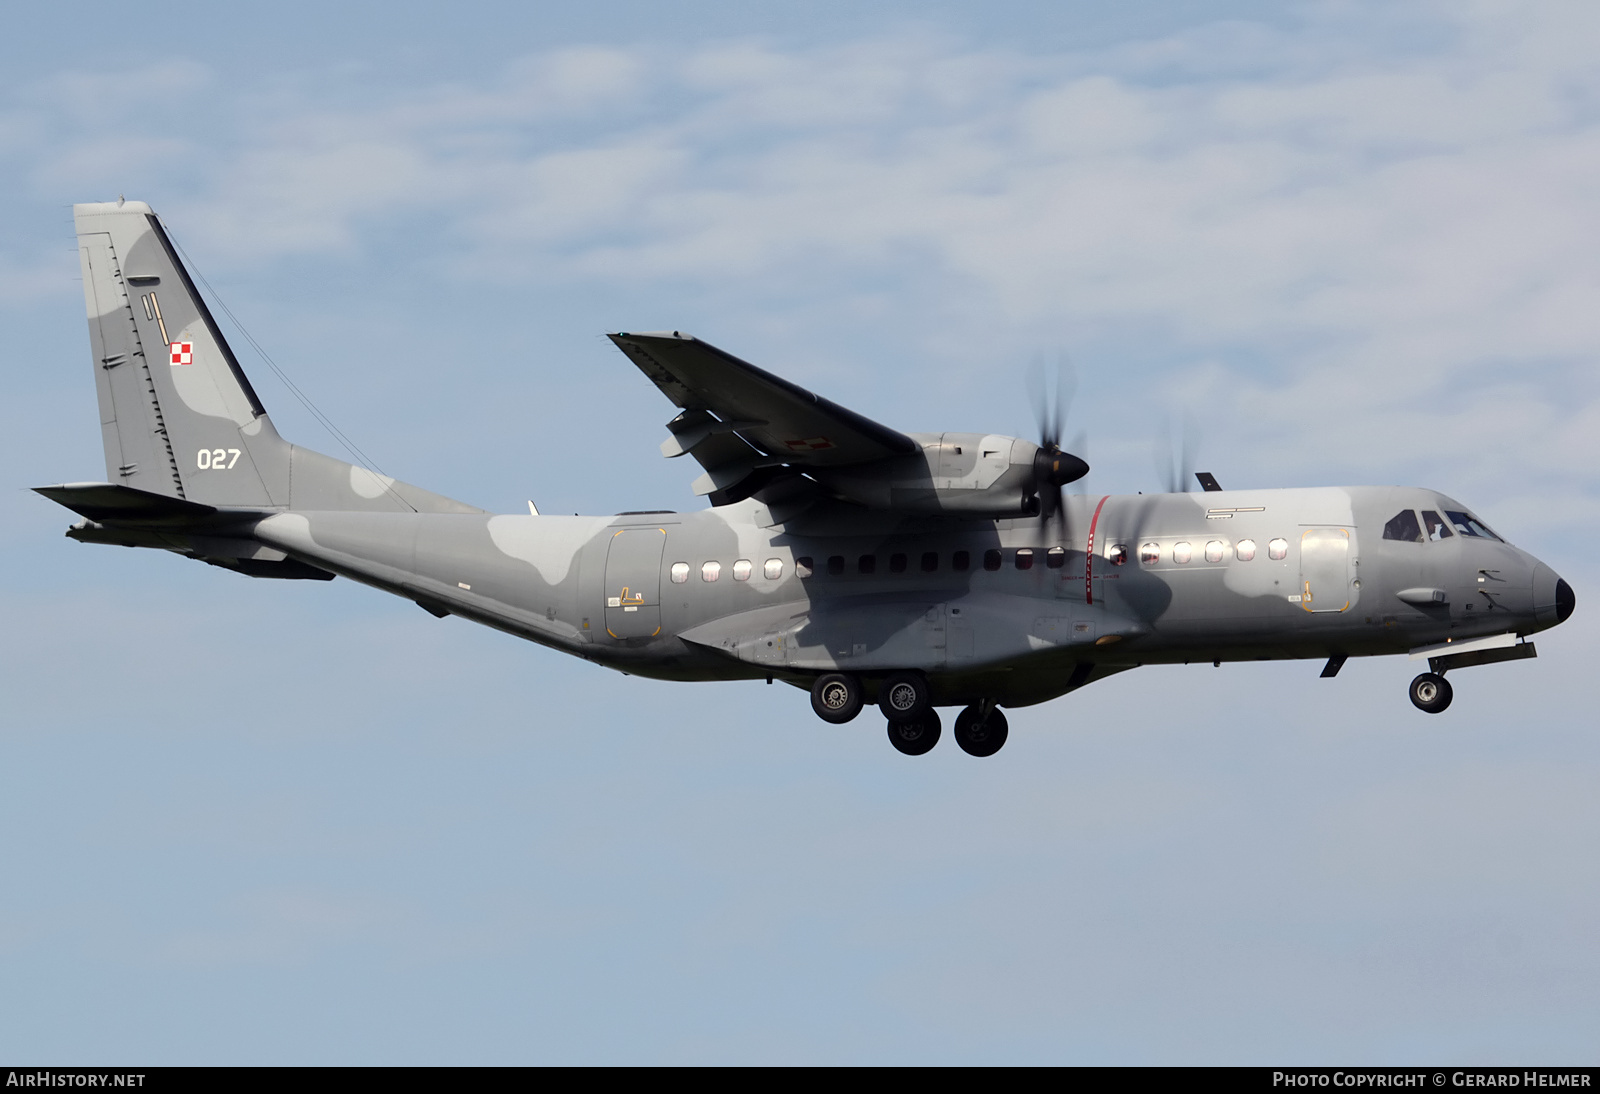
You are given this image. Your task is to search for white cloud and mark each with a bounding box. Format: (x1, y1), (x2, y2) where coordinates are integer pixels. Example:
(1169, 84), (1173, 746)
(6, 2), (1599, 521)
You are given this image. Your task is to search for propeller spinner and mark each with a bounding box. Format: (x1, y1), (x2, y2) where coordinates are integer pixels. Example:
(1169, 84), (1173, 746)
(1028, 362), (1089, 541)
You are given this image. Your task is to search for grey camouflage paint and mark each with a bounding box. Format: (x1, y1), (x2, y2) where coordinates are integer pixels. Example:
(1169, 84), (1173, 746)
(42, 201), (1574, 718)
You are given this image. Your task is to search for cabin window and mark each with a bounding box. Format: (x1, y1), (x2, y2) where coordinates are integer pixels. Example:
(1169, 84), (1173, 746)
(1049, 546), (1069, 568)
(732, 559), (752, 581)
(1173, 542), (1193, 564)
(1139, 542), (1160, 565)
(1236, 539), (1256, 562)
(983, 549), (1003, 572)
(701, 561), (721, 582)
(1268, 538), (1289, 560)
(827, 555), (845, 575)
(1205, 541), (1224, 563)
(1104, 544), (1127, 566)
(1445, 510), (1502, 541)
(670, 562), (689, 584)
(1015, 548), (1034, 571)
(921, 552), (939, 572)
(794, 557), (813, 578)
(858, 555), (877, 574)
(889, 553), (907, 573)
(1383, 510), (1424, 542)
(952, 550), (971, 572)
(1422, 511), (1452, 541)
(764, 558), (784, 580)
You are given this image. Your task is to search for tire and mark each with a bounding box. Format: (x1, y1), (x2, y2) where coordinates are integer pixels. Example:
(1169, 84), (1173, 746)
(878, 671), (931, 723)
(887, 709), (942, 756)
(811, 673), (863, 724)
(1409, 672), (1453, 714)
(954, 705), (1009, 757)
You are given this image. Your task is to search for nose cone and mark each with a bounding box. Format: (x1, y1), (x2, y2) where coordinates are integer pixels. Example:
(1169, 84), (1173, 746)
(1532, 563), (1576, 628)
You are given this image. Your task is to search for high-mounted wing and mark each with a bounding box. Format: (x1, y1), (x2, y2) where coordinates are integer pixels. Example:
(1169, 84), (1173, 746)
(609, 331), (917, 505)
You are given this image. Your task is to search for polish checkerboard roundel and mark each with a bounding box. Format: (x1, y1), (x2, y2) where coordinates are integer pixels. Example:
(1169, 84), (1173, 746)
(169, 341), (193, 366)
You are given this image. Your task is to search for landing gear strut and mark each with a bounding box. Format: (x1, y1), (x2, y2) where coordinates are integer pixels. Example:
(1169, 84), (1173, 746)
(1409, 672), (1453, 714)
(954, 703), (1009, 757)
(886, 709), (942, 756)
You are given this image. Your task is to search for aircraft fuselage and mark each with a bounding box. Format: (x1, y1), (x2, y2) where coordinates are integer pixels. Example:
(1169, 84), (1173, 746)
(249, 483), (1568, 710)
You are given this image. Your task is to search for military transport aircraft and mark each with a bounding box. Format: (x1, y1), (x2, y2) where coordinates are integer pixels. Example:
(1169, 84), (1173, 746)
(38, 199), (1577, 757)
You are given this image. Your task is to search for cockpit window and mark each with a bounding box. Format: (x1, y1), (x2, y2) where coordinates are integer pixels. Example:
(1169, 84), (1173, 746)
(1445, 510), (1503, 541)
(1421, 511), (1453, 541)
(1383, 510), (1423, 542)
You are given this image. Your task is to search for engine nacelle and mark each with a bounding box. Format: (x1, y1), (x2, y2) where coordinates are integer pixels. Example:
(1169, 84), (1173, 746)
(812, 432), (1047, 516)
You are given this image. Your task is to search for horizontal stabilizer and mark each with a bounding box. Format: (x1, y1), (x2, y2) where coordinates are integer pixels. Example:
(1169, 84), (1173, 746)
(33, 482), (225, 524)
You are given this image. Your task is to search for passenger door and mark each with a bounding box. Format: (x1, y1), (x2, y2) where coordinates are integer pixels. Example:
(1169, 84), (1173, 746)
(1300, 527), (1352, 613)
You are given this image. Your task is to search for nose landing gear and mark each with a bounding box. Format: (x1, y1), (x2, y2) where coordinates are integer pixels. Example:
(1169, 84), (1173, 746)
(1409, 672), (1454, 714)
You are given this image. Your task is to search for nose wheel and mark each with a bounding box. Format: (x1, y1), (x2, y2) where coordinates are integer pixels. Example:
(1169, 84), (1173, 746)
(1409, 672), (1453, 714)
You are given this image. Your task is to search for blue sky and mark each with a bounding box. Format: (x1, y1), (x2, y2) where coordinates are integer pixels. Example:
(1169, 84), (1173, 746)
(2, 0), (1597, 1063)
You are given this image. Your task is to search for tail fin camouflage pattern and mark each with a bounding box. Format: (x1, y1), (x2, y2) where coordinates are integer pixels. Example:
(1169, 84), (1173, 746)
(70, 199), (478, 515)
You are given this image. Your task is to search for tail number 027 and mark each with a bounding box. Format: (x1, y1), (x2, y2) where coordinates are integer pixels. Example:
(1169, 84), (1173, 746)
(197, 448), (241, 470)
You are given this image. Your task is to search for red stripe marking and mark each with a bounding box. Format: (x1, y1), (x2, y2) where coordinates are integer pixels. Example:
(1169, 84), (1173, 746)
(1084, 495), (1110, 605)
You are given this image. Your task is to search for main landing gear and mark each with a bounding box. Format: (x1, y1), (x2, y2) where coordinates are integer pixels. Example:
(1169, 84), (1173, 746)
(953, 704), (1009, 758)
(809, 672), (1009, 756)
(887, 709), (942, 755)
(811, 673), (864, 724)
(1409, 672), (1454, 714)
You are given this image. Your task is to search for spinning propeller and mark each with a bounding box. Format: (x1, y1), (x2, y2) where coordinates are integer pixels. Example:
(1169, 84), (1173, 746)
(1155, 416), (1201, 494)
(1028, 362), (1090, 544)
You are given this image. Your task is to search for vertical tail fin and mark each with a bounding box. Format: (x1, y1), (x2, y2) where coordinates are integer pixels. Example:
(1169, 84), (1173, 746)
(73, 200), (480, 515)
(76, 199), (286, 507)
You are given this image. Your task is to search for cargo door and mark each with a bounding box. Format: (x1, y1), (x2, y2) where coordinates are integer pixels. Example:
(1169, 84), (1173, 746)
(604, 526), (667, 639)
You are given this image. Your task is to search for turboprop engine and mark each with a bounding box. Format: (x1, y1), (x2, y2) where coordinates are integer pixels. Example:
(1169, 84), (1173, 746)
(811, 432), (1088, 517)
